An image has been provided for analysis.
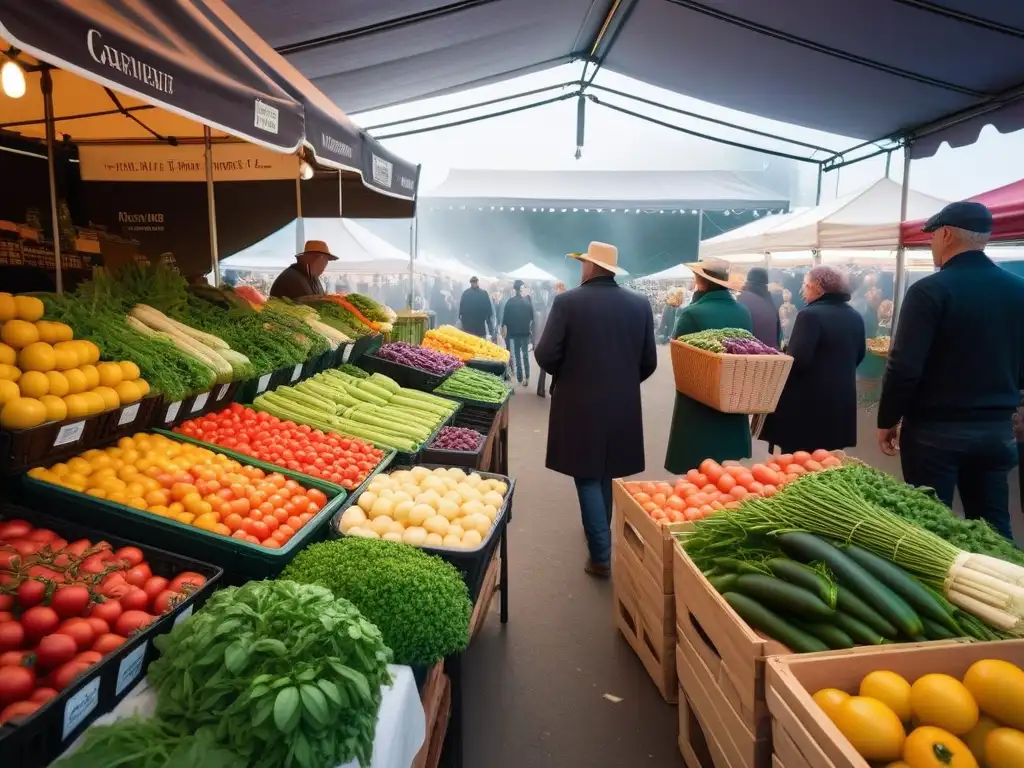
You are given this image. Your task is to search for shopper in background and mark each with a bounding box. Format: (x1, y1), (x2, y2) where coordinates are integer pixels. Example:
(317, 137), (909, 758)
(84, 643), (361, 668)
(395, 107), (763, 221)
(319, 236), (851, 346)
(737, 267), (782, 349)
(458, 276), (494, 337)
(665, 258), (753, 474)
(761, 266), (865, 453)
(500, 280), (535, 387)
(535, 281), (565, 397)
(536, 243), (656, 577)
(269, 240), (336, 299)
(878, 201), (1024, 539)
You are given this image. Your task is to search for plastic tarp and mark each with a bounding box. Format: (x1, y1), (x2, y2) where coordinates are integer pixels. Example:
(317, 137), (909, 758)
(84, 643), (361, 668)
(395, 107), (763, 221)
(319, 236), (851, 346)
(700, 210), (805, 259)
(902, 178), (1024, 246)
(642, 263), (694, 281)
(702, 179), (948, 256)
(505, 262), (559, 281)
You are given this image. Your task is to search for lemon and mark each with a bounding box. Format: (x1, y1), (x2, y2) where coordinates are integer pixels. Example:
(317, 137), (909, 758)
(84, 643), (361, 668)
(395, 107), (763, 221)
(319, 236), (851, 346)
(118, 360), (141, 381)
(45, 371), (69, 397)
(13, 295), (44, 322)
(135, 378), (151, 396)
(1, 319), (39, 349)
(0, 293), (14, 322)
(54, 341), (82, 367)
(66, 457), (93, 476)
(80, 391), (106, 415)
(92, 386), (120, 410)
(0, 379), (19, 406)
(910, 674), (979, 736)
(63, 393), (90, 419)
(114, 380), (142, 405)
(51, 345), (78, 371)
(39, 394), (68, 422)
(79, 364), (100, 390)
(18, 370), (49, 399)
(18, 342), (56, 372)
(860, 671), (912, 722)
(63, 368), (88, 395)
(96, 362), (123, 388)
(0, 397), (48, 429)
(78, 340), (101, 365)
(0, 364), (19, 382)
(0, 343), (14, 366)
(35, 321), (69, 344)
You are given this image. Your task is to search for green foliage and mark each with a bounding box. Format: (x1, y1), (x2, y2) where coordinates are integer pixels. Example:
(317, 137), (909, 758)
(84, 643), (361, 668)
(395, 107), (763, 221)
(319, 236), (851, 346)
(283, 538), (472, 666)
(52, 718), (245, 768)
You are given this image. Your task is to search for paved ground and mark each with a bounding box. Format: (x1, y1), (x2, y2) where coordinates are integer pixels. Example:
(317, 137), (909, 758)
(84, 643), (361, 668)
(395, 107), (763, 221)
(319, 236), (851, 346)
(460, 345), (1023, 768)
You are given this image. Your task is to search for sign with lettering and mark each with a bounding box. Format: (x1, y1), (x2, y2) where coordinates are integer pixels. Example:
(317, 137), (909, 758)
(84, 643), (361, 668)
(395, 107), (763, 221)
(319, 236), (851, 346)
(78, 145), (299, 183)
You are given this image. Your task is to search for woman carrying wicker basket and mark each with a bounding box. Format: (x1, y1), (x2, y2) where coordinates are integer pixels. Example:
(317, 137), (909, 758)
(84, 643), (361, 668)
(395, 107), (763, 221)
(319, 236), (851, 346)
(664, 259), (753, 474)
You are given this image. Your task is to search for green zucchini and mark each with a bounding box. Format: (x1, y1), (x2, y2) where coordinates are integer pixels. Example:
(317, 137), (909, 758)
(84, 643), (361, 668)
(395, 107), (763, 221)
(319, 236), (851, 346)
(708, 574), (739, 593)
(368, 373), (400, 394)
(712, 557), (765, 575)
(794, 622), (854, 650)
(777, 532), (923, 637)
(843, 544), (961, 635)
(833, 612), (886, 645)
(835, 587), (898, 639)
(921, 617), (957, 640)
(765, 558), (837, 608)
(358, 381), (394, 401)
(722, 593), (829, 653)
(732, 574), (836, 619)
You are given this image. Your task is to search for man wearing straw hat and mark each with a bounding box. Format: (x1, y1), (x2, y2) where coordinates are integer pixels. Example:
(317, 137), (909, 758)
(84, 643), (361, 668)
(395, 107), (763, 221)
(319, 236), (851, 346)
(665, 257), (753, 474)
(535, 242), (657, 577)
(270, 239), (338, 300)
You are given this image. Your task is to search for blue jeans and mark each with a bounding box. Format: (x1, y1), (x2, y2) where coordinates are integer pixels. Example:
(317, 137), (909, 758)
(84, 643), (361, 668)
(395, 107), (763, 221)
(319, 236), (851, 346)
(509, 336), (530, 383)
(900, 420), (1018, 539)
(574, 477), (613, 565)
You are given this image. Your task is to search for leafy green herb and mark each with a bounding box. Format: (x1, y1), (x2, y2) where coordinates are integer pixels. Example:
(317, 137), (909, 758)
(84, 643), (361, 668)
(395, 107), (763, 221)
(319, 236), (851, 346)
(283, 538), (472, 666)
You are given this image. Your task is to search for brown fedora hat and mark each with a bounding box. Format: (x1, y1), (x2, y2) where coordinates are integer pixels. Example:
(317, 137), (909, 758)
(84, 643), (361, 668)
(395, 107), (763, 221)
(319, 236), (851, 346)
(297, 239), (338, 261)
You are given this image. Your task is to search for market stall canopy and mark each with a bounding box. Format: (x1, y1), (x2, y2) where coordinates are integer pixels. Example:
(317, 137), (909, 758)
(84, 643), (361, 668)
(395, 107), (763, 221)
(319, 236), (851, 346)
(0, 0), (303, 150)
(701, 210), (805, 259)
(703, 179), (948, 255)
(901, 178), (1024, 246)
(422, 169), (788, 210)
(197, 0), (419, 203)
(504, 262), (559, 282)
(225, 0), (1024, 158)
(641, 263), (694, 281)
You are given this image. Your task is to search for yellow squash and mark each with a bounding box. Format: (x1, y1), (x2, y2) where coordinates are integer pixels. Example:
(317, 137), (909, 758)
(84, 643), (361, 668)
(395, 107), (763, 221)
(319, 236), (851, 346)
(904, 727), (978, 768)
(862, 671), (913, 722)
(985, 728), (1024, 768)
(911, 674), (979, 735)
(833, 696), (906, 762)
(812, 688), (850, 722)
(963, 660), (1024, 731)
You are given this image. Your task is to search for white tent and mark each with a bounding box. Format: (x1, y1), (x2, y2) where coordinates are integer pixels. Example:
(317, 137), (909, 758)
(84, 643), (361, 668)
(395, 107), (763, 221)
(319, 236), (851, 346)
(505, 262), (559, 281)
(643, 263), (694, 281)
(700, 178), (949, 257)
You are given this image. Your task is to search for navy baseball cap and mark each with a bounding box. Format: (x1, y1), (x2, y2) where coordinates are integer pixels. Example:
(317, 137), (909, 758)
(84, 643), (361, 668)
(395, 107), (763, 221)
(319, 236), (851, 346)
(922, 201), (993, 234)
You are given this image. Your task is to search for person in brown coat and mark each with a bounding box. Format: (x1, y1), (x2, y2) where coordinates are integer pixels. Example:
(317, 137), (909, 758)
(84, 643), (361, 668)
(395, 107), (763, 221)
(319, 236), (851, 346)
(269, 240), (338, 299)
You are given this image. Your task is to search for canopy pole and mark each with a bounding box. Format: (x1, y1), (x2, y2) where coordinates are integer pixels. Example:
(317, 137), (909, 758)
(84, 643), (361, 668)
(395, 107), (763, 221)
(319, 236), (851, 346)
(892, 147), (912, 330)
(884, 151), (893, 179)
(408, 214), (418, 310)
(295, 176), (305, 255)
(814, 165), (823, 205)
(203, 126), (220, 287)
(41, 69), (63, 295)
(695, 209), (704, 258)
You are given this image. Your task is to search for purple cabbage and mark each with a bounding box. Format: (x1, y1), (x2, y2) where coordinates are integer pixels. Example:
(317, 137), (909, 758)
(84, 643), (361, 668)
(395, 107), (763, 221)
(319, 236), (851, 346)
(722, 338), (780, 355)
(429, 426), (485, 452)
(375, 341), (464, 375)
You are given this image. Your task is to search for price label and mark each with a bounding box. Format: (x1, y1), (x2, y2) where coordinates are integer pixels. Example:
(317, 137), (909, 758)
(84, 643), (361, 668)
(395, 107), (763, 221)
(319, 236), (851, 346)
(117, 403), (141, 426)
(54, 421), (86, 447)
(164, 401), (182, 423)
(291, 364), (303, 382)
(62, 676), (100, 740)
(173, 604), (194, 627)
(256, 374), (272, 393)
(191, 391), (210, 413)
(342, 346), (353, 363)
(115, 641), (148, 695)
(216, 383), (230, 401)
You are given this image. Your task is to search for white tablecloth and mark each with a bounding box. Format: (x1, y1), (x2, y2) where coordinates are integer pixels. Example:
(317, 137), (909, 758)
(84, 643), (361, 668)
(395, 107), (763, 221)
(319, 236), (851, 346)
(61, 665), (425, 768)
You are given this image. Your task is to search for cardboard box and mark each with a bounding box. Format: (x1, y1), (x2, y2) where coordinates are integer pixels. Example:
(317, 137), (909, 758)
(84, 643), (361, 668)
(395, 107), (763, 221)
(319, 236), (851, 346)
(613, 573), (677, 704)
(679, 687), (715, 768)
(766, 640), (1023, 768)
(612, 479), (688, 593)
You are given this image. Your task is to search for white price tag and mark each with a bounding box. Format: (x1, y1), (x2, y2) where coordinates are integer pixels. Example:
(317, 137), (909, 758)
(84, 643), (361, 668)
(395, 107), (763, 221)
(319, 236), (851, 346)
(342, 346), (353, 363)
(216, 383), (230, 401)
(62, 676), (100, 740)
(117, 403), (141, 427)
(291, 363), (303, 382)
(173, 604), (194, 627)
(191, 391), (210, 413)
(164, 401), (182, 423)
(115, 641), (148, 695)
(256, 373), (272, 393)
(53, 421), (86, 447)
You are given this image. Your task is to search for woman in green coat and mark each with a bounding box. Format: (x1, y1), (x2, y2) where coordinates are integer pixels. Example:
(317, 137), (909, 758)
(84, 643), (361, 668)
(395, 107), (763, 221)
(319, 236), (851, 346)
(665, 260), (754, 474)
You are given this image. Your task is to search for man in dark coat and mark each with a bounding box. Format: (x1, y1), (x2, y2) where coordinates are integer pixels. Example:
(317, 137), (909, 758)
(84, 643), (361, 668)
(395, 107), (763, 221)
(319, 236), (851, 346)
(761, 266), (865, 453)
(458, 276), (493, 337)
(500, 280), (535, 386)
(737, 267), (782, 349)
(269, 240), (337, 299)
(535, 242), (656, 577)
(879, 202), (1024, 539)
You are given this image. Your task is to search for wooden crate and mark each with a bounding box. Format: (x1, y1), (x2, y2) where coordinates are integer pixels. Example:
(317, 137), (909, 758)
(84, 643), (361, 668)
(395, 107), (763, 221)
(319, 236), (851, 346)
(679, 686), (714, 768)
(612, 480), (689, 593)
(614, 531), (674, 631)
(613, 572), (676, 704)
(469, 553), (500, 641)
(412, 663), (451, 768)
(766, 640), (1019, 768)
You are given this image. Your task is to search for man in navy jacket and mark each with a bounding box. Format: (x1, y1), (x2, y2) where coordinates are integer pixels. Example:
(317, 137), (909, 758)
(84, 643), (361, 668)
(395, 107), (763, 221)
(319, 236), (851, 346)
(878, 202), (1024, 538)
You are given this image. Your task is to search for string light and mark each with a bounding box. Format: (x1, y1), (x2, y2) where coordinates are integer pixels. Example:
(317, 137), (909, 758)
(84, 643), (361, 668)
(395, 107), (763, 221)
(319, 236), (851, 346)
(298, 160), (314, 180)
(1, 58), (25, 99)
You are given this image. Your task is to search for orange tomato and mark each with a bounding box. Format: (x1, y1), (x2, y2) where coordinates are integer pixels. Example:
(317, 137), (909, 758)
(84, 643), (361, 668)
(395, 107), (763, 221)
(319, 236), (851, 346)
(231, 529), (249, 540)
(223, 513), (244, 532)
(263, 515), (279, 533)
(777, 453), (794, 466)
(170, 482), (197, 501)
(642, 501), (658, 513)
(273, 508), (290, 523)
(633, 492), (651, 504)
(278, 524), (296, 538)
(685, 469), (703, 485)
(651, 509), (667, 521)
(762, 484), (778, 497)
(144, 489), (169, 507)
(684, 507), (702, 521)
(788, 464), (807, 476)
(717, 474), (737, 492)
(804, 460), (823, 472)
(700, 484), (718, 495)
(668, 511), (685, 523)
(298, 512), (312, 524)
(752, 465), (781, 486)
(307, 489), (328, 507)
(688, 493), (708, 507)
(767, 462), (783, 473)
(213, 524), (231, 536)
(748, 481), (765, 496)
(651, 493), (667, 506)
(258, 502), (275, 517)
(792, 451), (811, 464)
(735, 472), (755, 489)
(699, 504), (715, 517)
(700, 460), (724, 484)
(266, 473), (285, 488)
(811, 449), (831, 462)
(729, 486), (748, 501)
(286, 516), (303, 530)
(666, 496), (685, 511)
(228, 497), (250, 516)
(262, 538), (281, 549)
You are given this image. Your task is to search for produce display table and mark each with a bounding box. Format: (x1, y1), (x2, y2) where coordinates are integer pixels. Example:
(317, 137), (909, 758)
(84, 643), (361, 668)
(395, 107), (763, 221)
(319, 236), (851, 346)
(58, 666), (426, 768)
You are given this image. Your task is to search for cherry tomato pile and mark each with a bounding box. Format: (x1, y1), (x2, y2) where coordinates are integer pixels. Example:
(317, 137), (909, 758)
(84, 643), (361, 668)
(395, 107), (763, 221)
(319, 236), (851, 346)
(625, 450), (843, 524)
(0, 518), (208, 725)
(175, 403), (387, 491)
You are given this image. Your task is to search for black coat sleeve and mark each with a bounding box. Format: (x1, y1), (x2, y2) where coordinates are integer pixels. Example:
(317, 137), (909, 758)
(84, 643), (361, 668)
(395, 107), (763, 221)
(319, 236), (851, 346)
(534, 295), (567, 375)
(786, 310), (821, 373)
(878, 284), (941, 429)
(640, 302), (657, 382)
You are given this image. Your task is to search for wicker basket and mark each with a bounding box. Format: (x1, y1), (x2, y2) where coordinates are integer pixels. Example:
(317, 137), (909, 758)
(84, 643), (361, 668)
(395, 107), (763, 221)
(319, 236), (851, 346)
(670, 339), (793, 414)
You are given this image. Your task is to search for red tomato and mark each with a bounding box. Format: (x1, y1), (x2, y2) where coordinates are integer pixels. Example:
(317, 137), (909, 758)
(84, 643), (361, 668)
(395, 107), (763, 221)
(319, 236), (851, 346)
(30, 687), (58, 703)
(0, 623), (24, 652)
(0, 595), (12, 612)
(21, 607), (59, 643)
(0, 650), (30, 667)
(0, 520), (32, 539)
(92, 634), (127, 654)
(57, 619), (95, 651)
(119, 587), (150, 612)
(114, 611), (155, 637)
(35, 633), (78, 669)
(15, 579), (46, 609)
(85, 617), (110, 637)
(51, 585), (91, 619)
(0, 664), (35, 705)
(88, 600), (123, 625)
(0, 700), (41, 724)
(73, 651), (103, 666)
(25, 528), (57, 544)
(113, 546), (144, 566)
(124, 564), (152, 588)
(152, 590), (184, 614)
(50, 660), (91, 692)
(142, 576), (169, 602)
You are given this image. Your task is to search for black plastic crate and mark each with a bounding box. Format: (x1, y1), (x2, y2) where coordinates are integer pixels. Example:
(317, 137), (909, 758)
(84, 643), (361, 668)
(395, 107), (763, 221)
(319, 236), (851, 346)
(96, 395), (162, 441)
(420, 427), (487, 470)
(434, 386), (511, 413)
(346, 333), (383, 364)
(357, 352), (455, 392)
(465, 358), (508, 377)
(453, 408), (498, 435)
(0, 504), (222, 768)
(0, 412), (107, 476)
(157, 382), (240, 428)
(234, 370), (277, 404)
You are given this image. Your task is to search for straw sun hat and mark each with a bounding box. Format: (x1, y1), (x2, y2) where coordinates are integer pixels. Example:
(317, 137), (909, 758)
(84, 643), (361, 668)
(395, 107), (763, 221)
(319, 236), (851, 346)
(685, 257), (731, 288)
(297, 240), (338, 261)
(568, 241), (628, 276)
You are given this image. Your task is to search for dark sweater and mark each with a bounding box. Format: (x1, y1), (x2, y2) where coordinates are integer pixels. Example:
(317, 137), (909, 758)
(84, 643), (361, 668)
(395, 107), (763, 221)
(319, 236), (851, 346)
(269, 263), (323, 299)
(501, 295), (534, 337)
(878, 251), (1024, 429)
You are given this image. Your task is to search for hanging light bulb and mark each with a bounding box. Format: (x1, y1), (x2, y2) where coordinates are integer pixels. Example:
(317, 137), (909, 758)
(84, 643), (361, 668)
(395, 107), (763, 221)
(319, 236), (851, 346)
(1, 59), (26, 99)
(298, 160), (314, 180)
